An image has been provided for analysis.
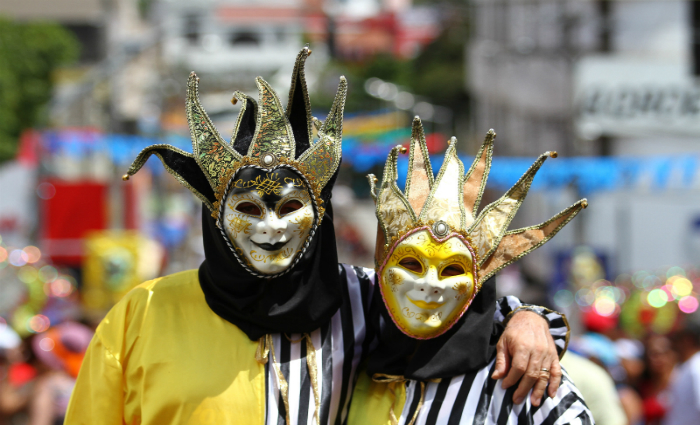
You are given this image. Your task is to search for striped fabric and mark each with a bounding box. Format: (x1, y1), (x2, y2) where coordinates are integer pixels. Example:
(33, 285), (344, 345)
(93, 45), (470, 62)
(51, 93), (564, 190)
(263, 264), (376, 425)
(395, 360), (593, 425)
(262, 266), (570, 425)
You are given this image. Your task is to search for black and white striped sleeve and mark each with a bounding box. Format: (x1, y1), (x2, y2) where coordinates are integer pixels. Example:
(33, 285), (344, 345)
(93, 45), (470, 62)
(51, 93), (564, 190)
(494, 296), (570, 358)
(398, 360), (595, 425)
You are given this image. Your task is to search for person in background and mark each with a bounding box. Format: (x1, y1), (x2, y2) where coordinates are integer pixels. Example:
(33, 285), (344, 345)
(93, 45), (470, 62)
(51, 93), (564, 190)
(616, 339), (645, 389)
(616, 338), (645, 425)
(639, 334), (676, 425)
(663, 314), (700, 425)
(561, 351), (627, 425)
(1, 323), (35, 425)
(28, 322), (93, 425)
(573, 310), (644, 425)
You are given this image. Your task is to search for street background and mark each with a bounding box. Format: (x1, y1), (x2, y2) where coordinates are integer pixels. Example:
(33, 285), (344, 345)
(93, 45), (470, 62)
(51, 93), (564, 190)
(1, 1), (700, 424)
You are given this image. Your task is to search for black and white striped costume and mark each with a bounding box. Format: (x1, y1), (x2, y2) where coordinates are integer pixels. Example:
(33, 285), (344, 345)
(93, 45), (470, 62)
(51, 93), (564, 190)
(390, 360), (592, 425)
(262, 266), (570, 425)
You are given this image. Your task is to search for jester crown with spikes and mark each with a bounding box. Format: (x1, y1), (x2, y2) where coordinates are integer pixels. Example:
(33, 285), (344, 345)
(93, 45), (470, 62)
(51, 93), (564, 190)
(369, 117), (588, 288)
(123, 47), (345, 226)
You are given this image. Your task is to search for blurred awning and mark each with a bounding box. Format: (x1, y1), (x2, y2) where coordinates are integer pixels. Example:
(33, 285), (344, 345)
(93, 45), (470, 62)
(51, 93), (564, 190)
(28, 129), (700, 196)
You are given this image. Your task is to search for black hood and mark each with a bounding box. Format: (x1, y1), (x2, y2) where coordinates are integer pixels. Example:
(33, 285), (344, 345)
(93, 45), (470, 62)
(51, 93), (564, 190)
(366, 276), (502, 380)
(198, 197), (343, 341)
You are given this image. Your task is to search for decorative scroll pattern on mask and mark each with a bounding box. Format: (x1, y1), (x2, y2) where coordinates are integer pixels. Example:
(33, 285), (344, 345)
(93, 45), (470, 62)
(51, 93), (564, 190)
(250, 247), (295, 263)
(232, 173), (307, 199)
(385, 269), (404, 292)
(226, 215), (252, 238)
(291, 213), (313, 237)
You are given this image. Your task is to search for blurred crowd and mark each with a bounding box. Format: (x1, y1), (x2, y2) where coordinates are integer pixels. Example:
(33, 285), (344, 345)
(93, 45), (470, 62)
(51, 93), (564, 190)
(0, 321), (92, 425)
(3, 284), (700, 425)
(562, 308), (700, 425)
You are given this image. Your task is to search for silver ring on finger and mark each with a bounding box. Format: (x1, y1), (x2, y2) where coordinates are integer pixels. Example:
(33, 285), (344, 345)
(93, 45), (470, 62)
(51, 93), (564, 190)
(541, 368), (549, 373)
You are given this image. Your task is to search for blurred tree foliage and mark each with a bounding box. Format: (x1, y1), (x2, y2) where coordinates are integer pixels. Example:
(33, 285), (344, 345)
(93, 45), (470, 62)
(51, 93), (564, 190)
(0, 18), (79, 163)
(314, 10), (469, 115)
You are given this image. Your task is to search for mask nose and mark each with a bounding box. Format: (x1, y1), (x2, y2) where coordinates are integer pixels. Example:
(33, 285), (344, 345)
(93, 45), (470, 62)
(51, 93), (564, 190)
(256, 209), (288, 238)
(415, 267), (445, 297)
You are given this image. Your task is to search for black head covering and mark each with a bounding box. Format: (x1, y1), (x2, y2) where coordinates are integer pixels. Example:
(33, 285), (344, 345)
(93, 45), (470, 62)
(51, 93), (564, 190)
(198, 198), (342, 341)
(366, 276), (502, 380)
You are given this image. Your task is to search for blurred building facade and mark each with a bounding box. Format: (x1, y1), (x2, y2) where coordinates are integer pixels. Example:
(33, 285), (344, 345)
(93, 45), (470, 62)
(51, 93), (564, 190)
(468, 0), (700, 280)
(467, 0), (604, 157)
(575, 1), (700, 274)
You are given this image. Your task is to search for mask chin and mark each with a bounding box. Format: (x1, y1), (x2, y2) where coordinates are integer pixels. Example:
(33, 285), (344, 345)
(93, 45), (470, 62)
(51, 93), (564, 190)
(220, 166), (318, 276)
(379, 228), (480, 339)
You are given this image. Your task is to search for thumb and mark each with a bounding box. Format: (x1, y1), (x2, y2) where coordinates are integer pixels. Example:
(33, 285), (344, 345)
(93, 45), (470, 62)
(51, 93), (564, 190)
(492, 337), (508, 379)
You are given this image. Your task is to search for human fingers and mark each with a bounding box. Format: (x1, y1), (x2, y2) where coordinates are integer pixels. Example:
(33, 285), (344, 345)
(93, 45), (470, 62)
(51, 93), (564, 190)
(529, 366), (551, 406)
(492, 335), (510, 380)
(547, 356), (562, 398)
(501, 349), (529, 390)
(511, 351), (544, 404)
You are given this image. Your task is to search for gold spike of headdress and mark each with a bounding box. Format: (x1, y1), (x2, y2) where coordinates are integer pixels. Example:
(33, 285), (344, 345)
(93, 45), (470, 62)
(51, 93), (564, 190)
(369, 117), (587, 284)
(123, 46), (345, 221)
(121, 47), (347, 277)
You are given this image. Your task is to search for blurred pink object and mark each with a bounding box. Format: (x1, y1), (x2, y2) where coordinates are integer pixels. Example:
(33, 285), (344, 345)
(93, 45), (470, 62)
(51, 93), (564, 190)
(32, 322), (93, 378)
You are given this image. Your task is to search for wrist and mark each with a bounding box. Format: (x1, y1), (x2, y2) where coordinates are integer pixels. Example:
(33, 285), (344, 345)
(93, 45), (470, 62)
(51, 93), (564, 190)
(503, 305), (550, 327)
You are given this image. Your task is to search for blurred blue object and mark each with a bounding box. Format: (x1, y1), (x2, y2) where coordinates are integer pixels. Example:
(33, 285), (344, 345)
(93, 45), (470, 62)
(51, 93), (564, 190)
(39, 130), (700, 195)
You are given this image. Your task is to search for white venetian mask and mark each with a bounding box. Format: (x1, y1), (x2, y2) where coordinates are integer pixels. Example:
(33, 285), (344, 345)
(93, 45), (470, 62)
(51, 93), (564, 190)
(379, 228), (479, 339)
(222, 167), (316, 275)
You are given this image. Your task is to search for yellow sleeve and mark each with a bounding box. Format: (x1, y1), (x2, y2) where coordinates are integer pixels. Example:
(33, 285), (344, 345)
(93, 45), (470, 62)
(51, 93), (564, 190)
(348, 370), (405, 425)
(64, 330), (125, 424)
(64, 285), (140, 425)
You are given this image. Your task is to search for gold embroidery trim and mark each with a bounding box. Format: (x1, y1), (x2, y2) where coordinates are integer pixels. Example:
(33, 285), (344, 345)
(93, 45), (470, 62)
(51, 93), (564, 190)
(212, 157), (325, 222)
(371, 374), (435, 425)
(258, 333), (319, 425)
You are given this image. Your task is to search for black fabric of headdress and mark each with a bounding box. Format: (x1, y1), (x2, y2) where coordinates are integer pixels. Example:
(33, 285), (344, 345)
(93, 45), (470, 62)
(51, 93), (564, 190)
(198, 193), (342, 341)
(365, 276), (503, 381)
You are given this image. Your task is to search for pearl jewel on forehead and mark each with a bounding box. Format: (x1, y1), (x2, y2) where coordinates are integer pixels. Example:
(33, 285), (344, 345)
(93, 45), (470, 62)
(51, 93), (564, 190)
(433, 221), (449, 237)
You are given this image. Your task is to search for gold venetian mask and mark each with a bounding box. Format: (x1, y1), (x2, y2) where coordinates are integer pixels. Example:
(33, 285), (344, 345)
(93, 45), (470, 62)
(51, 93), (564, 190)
(380, 229), (479, 339)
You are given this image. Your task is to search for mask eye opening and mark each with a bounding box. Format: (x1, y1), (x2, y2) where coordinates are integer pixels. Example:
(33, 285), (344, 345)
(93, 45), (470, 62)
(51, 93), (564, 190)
(440, 263), (466, 278)
(235, 201), (263, 217)
(278, 199), (304, 216)
(398, 256), (424, 274)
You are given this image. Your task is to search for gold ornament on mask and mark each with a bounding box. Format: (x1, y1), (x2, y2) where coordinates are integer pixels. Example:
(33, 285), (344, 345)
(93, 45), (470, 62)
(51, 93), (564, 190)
(250, 248), (295, 263)
(291, 213), (314, 237)
(226, 215), (252, 238)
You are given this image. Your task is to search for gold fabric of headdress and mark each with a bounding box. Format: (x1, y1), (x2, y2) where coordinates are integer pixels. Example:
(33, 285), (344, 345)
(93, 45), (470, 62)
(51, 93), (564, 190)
(122, 47), (346, 224)
(369, 117), (587, 283)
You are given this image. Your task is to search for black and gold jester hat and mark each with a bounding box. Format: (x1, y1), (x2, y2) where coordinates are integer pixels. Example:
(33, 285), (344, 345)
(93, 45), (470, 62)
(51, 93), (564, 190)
(123, 47), (346, 224)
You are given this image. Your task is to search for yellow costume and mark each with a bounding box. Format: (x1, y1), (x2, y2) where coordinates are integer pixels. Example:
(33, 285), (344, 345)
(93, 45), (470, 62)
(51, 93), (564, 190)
(348, 371), (404, 425)
(65, 270), (266, 424)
